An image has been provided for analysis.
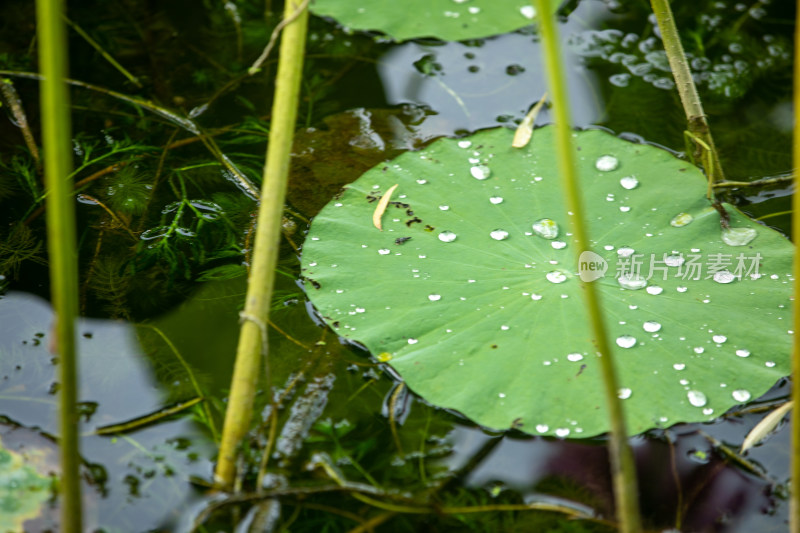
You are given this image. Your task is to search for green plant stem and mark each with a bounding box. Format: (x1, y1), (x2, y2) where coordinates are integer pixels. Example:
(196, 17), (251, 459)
(35, 0), (82, 531)
(532, 2), (642, 532)
(650, 0), (725, 185)
(789, 0), (800, 529)
(214, 0), (308, 489)
(63, 15), (142, 88)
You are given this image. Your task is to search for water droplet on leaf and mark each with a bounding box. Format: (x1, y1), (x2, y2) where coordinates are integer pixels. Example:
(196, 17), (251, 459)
(722, 227), (757, 246)
(670, 213), (693, 227)
(470, 165), (491, 180)
(546, 271), (567, 284)
(617, 246), (635, 257)
(713, 270), (735, 284)
(567, 353), (584, 362)
(732, 389), (751, 402)
(618, 388), (632, 399)
(736, 349), (751, 358)
(643, 321), (662, 332)
(438, 231), (457, 243)
(616, 335), (637, 348)
(490, 229), (509, 241)
(618, 274), (647, 290)
(687, 390), (707, 407)
(620, 176), (639, 189)
(595, 155), (619, 171)
(532, 219), (559, 239)
(520, 5), (536, 19)
(428, 294), (441, 301)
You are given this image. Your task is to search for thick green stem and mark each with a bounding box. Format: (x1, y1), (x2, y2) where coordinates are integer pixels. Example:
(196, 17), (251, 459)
(650, 0), (725, 184)
(214, 0), (308, 489)
(35, 0), (82, 530)
(532, 2), (642, 531)
(789, 1), (800, 530)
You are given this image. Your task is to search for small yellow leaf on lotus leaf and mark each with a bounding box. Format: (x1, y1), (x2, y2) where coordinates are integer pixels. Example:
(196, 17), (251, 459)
(377, 352), (393, 362)
(372, 183), (399, 231)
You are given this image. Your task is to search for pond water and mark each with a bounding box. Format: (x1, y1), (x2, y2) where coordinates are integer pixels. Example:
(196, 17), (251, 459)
(0, 0), (795, 531)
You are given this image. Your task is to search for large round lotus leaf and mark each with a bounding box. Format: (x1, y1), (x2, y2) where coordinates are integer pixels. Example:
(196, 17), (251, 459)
(301, 126), (793, 438)
(310, 0), (551, 42)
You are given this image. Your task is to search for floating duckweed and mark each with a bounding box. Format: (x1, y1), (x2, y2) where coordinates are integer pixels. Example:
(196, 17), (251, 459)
(378, 249), (391, 255)
(620, 176), (639, 189)
(428, 294), (441, 301)
(616, 335), (637, 348)
(551, 241), (567, 249)
(646, 285), (664, 295)
(713, 270), (735, 284)
(595, 155), (619, 171)
(567, 353), (584, 362)
(438, 231), (457, 243)
(736, 349), (751, 358)
(546, 271), (567, 284)
(732, 389), (751, 402)
(722, 227), (757, 246)
(489, 196), (504, 204)
(377, 352), (393, 362)
(687, 390), (707, 407)
(617, 246), (635, 257)
(490, 229), (509, 241)
(618, 388), (632, 399)
(618, 274), (647, 290)
(670, 213), (693, 227)
(470, 165), (491, 180)
(712, 335), (727, 344)
(532, 218), (559, 239)
(520, 5), (536, 19)
(643, 321), (662, 332)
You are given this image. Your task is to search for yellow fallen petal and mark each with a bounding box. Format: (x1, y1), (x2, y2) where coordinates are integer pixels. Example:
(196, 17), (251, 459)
(512, 92), (548, 148)
(740, 400), (792, 453)
(373, 183), (399, 231)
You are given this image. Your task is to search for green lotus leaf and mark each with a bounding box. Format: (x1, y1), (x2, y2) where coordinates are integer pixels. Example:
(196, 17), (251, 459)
(310, 0), (553, 42)
(301, 126), (793, 438)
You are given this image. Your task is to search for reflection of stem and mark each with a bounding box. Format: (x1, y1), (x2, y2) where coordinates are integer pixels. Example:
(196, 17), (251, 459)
(433, 76), (471, 121)
(388, 382), (405, 456)
(135, 323), (219, 441)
